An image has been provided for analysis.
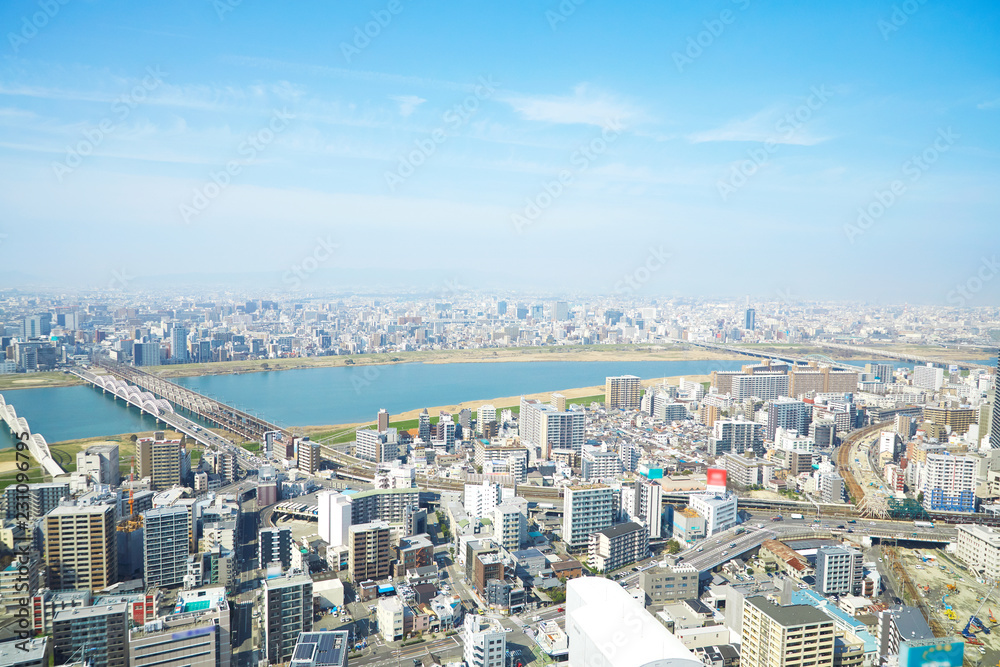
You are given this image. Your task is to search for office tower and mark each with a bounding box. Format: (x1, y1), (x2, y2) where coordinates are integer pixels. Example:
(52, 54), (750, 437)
(171, 325), (189, 363)
(263, 573), (313, 665)
(920, 453), (976, 512)
(377, 409), (389, 432)
(136, 438), (183, 490)
(130, 589), (231, 667)
(75, 444), (119, 485)
(566, 577), (699, 667)
(133, 341), (162, 366)
(491, 499), (528, 551)
(562, 484), (614, 551)
(635, 479), (663, 539)
(519, 397), (585, 456)
(766, 397), (809, 441)
(290, 631), (350, 667)
(814, 546), (863, 596)
(709, 420), (763, 456)
(742, 597), (834, 667)
(52, 602), (129, 667)
(355, 428), (399, 463)
(605, 375), (642, 410)
(496, 300), (507, 316)
(588, 522), (649, 572)
(348, 521), (391, 582)
(463, 615), (506, 667)
(745, 307), (756, 331)
(912, 363), (945, 391)
(418, 408), (431, 442)
(143, 505), (190, 587)
(296, 439), (321, 473)
(552, 300), (569, 321)
(44, 503), (117, 591)
(260, 526), (293, 570)
(317, 491), (352, 547)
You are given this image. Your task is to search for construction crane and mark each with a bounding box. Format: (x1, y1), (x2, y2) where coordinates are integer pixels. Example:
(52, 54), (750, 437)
(963, 583), (997, 640)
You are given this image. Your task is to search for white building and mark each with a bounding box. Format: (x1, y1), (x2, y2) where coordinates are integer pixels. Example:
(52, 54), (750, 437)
(464, 481), (512, 519)
(520, 398), (586, 456)
(377, 596), (405, 642)
(956, 524), (1000, 581)
(920, 453), (977, 513)
(814, 545), (863, 596)
(463, 614), (506, 667)
(492, 499), (528, 551)
(913, 364), (945, 391)
(563, 484), (614, 551)
(688, 493), (737, 536)
(632, 480), (663, 540)
(477, 405), (497, 432)
(731, 373), (790, 402)
(566, 577), (701, 667)
(355, 428), (399, 463)
(317, 491), (352, 547)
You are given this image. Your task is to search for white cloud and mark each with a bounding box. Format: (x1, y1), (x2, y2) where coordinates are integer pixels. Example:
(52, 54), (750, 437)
(390, 95), (426, 117)
(689, 107), (829, 146)
(503, 84), (640, 127)
(977, 98), (1000, 110)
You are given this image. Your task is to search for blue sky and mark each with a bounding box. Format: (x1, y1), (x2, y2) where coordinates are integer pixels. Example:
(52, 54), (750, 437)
(1, 0), (998, 303)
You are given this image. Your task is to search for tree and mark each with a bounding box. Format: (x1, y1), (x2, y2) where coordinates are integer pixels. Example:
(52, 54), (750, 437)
(666, 539), (682, 554)
(261, 362), (269, 370)
(917, 492), (924, 504)
(129, 434), (138, 443)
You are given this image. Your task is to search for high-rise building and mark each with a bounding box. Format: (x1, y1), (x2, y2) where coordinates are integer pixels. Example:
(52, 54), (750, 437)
(709, 420), (763, 456)
(814, 546), (863, 596)
(581, 448), (623, 481)
(920, 453), (977, 513)
(171, 325), (189, 363)
(688, 492), (738, 536)
(588, 522), (649, 573)
(355, 428), (399, 463)
(865, 362), (893, 383)
(463, 615), (506, 667)
(75, 444), (119, 485)
(3, 482), (69, 521)
(263, 573), (313, 665)
(136, 438), (184, 490)
(317, 491), (352, 547)
(991, 354), (1000, 449)
(289, 631), (349, 667)
(464, 481), (507, 518)
(418, 409), (431, 442)
(767, 397), (809, 441)
(566, 577), (700, 667)
(562, 484), (614, 551)
(133, 341), (162, 366)
(745, 307), (756, 331)
(260, 526), (293, 570)
(519, 398), (585, 456)
(732, 373), (790, 401)
(742, 596), (835, 667)
(635, 479), (663, 539)
(921, 405), (978, 436)
(52, 602), (129, 667)
(348, 521), (391, 582)
(491, 499), (528, 551)
(605, 375), (642, 410)
(912, 363), (945, 391)
(296, 439), (321, 473)
(477, 404), (497, 433)
(44, 503), (117, 591)
(143, 505), (190, 588)
(377, 409), (389, 432)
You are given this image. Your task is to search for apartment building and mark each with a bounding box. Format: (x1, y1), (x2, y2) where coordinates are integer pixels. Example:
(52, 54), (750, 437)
(348, 521), (391, 582)
(956, 524), (1000, 580)
(52, 603), (129, 667)
(129, 590), (231, 667)
(731, 373), (789, 402)
(741, 596), (835, 667)
(605, 375), (642, 410)
(709, 420), (764, 456)
(814, 546), (863, 596)
(920, 453), (977, 513)
(263, 573), (313, 664)
(588, 521), (649, 573)
(463, 615), (506, 667)
(638, 563), (699, 606)
(143, 505), (190, 587)
(562, 484), (614, 551)
(136, 438), (185, 490)
(43, 503), (118, 591)
(519, 398), (585, 456)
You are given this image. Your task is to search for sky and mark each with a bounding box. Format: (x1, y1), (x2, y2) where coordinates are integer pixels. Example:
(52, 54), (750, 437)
(1, 0), (999, 304)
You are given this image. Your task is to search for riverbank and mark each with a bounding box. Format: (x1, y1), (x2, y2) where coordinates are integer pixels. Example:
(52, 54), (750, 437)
(0, 371), (82, 391)
(298, 373), (709, 441)
(147, 345), (742, 380)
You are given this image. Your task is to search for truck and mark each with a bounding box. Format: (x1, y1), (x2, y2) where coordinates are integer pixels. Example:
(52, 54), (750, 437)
(914, 520), (934, 529)
(790, 514), (804, 520)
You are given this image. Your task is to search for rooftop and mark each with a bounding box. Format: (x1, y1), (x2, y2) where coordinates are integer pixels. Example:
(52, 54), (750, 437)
(594, 521), (645, 539)
(745, 596), (833, 628)
(291, 631), (349, 667)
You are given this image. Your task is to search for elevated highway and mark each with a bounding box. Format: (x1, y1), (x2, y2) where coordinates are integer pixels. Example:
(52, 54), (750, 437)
(672, 339), (865, 372)
(817, 342), (995, 372)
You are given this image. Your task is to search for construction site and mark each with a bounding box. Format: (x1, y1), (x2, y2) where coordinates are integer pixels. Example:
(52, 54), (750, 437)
(883, 545), (998, 664)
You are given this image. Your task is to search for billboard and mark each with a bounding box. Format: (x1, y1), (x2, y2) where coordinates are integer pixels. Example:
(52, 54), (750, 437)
(706, 468), (727, 491)
(899, 638), (964, 667)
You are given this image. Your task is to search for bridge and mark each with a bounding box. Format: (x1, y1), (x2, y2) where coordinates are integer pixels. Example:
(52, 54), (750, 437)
(0, 394), (65, 477)
(69, 367), (259, 468)
(817, 342), (995, 372)
(673, 339), (866, 372)
(91, 360), (290, 442)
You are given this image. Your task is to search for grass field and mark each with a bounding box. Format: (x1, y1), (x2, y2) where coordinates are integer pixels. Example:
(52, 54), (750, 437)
(0, 371), (83, 391)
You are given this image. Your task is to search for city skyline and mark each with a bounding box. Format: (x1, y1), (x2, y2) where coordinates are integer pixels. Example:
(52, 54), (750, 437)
(1, 2), (998, 303)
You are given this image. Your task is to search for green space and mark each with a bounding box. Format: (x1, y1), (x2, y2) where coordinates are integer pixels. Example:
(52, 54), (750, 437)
(0, 371), (83, 391)
(567, 394), (604, 407)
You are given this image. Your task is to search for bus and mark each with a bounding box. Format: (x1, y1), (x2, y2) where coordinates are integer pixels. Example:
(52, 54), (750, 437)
(790, 513), (804, 520)
(914, 520), (934, 529)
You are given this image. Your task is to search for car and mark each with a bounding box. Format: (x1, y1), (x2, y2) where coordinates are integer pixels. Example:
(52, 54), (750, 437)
(878, 557), (883, 562)
(697, 547), (704, 552)
(722, 551), (729, 556)
(729, 542), (736, 548)
(557, 607), (564, 612)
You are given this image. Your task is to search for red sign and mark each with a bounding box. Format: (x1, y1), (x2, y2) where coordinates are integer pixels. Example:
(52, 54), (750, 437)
(706, 468), (727, 488)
